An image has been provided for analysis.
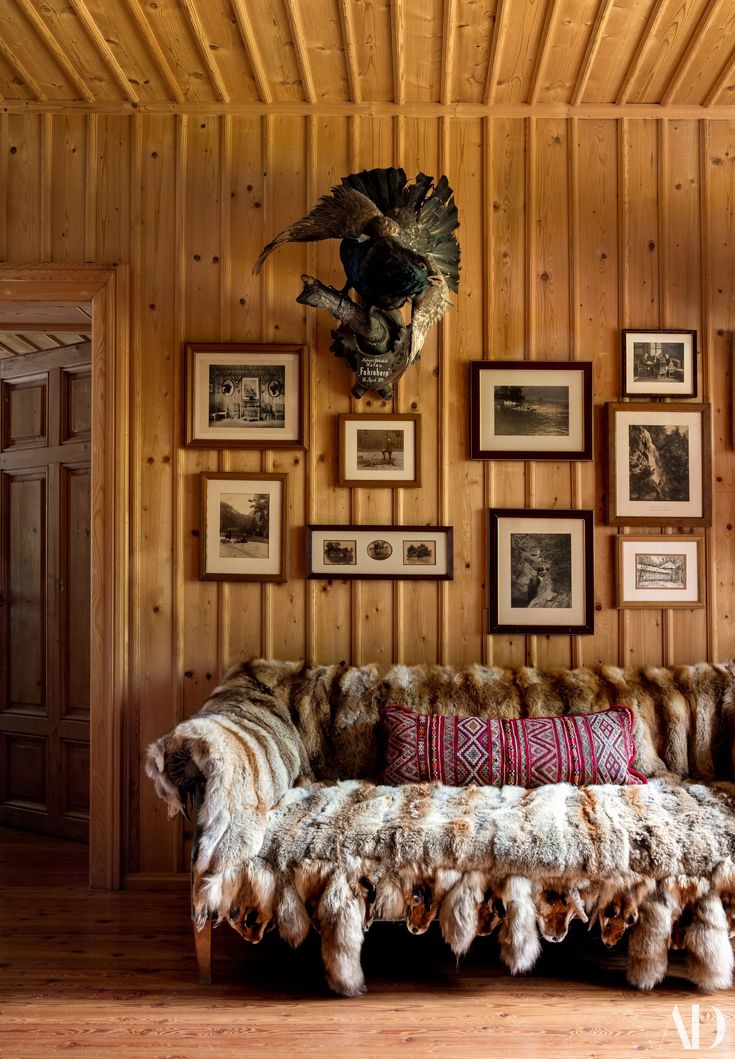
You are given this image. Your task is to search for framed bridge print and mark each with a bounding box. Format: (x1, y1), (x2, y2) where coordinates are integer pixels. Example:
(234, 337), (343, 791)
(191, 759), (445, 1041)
(185, 342), (306, 448)
(470, 360), (592, 461)
(487, 509), (594, 634)
(617, 534), (704, 609)
(200, 472), (287, 582)
(306, 525), (453, 580)
(621, 329), (697, 398)
(338, 413), (420, 487)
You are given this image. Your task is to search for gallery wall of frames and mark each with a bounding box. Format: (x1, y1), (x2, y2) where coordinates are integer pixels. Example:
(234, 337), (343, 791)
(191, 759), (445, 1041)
(3, 110), (735, 874)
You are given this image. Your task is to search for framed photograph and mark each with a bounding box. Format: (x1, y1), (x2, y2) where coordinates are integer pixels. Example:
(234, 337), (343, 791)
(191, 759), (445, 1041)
(185, 342), (305, 448)
(470, 360), (592, 460)
(617, 534), (704, 609)
(607, 403), (712, 526)
(487, 509), (594, 634)
(200, 472), (287, 582)
(338, 413), (420, 487)
(306, 525), (453, 581)
(622, 329), (697, 398)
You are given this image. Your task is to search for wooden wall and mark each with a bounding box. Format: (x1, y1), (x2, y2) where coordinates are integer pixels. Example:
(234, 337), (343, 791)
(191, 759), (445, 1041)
(1, 110), (734, 873)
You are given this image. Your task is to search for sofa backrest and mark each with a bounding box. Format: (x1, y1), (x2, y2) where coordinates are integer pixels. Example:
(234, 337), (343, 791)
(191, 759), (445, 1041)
(238, 659), (735, 783)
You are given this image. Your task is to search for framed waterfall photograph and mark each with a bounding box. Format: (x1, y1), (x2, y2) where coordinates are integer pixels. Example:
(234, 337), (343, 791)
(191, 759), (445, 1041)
(200, 472), (288, 582)
(185, 342), (306, 448)
(621, 329), (697, 398)
(616, 534), (704, 609)
(487, 509), (594, 634)
(338, 413), (420, 488)
(607, 403), (712, 526)
(470, 360), (593, 461)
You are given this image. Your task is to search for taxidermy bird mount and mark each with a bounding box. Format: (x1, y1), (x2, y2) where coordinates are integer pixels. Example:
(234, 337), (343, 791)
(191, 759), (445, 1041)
(252, 167), (460, 399)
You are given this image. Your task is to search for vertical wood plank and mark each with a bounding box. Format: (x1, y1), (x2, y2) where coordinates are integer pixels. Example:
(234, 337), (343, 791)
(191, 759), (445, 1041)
(51, 114), (87, 262)
(7, 114), (41, 261)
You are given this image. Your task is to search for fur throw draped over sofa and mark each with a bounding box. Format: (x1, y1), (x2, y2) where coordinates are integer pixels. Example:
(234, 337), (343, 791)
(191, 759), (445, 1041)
(146, 659), (735, 997)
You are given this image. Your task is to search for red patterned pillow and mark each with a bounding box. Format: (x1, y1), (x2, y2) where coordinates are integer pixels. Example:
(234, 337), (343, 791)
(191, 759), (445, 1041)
(380, 704), (647, 787)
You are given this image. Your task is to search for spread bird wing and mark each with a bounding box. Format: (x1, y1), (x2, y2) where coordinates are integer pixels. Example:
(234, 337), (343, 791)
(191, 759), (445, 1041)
(252, 185), (383, 275)
(409, 272), (453, 364)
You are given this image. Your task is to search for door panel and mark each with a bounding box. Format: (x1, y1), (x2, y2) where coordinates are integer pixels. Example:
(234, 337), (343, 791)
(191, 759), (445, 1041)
(6, 472), (46, 711)
(2, 376), (48, 449)
(1, 732), (47, 809)
(63, 466), (91, 718)
(61, 367), (91, 443)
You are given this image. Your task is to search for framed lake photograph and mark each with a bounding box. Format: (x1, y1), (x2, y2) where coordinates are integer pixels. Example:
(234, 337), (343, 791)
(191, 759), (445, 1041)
(470, 361), (592, 460)
(185, 342), (306, 448)
(622, 329), (697, 398)
(200, 472), (287, 581)
(607, 403), (712, 526)
(338, 413), (420, 488)
(617, 534), (704, 609)
(306, 525), (453, 581)
(487, 509), (594, 634)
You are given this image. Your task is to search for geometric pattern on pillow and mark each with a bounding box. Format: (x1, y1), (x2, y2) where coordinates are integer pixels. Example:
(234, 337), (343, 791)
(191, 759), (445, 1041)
(381, 703), (647, 787)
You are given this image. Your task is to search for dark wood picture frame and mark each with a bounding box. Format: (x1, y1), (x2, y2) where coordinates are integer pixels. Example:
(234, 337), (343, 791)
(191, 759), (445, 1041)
(487, 508), (595, 634)
(200, 471), (288, 582)
(607, 402), (712, 527)
(185, 342), (306, 449)
(306, 524), (453, 581)
(616, 533), (705, 609)
(470, 360), (593, 461)
(621, 328), (697, 398)
(338, 413), (420, 488)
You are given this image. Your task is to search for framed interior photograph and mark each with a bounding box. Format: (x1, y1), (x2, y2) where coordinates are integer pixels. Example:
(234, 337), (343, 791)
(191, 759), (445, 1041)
(306, 525), (453, 581)
(607, 402), (712, 526)
(470, 360), (592, 460)
(338, 413), (420, 488)
(621, 329), (697, 398)
(487, 509), (594, 634)
(185, 342), (305, 448)
(200, 472), (287, 582)
(617, 534), (704, 609)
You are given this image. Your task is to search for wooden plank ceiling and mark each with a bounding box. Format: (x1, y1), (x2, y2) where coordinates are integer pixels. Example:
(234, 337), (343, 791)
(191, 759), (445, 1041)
(0, 0), (734, 109)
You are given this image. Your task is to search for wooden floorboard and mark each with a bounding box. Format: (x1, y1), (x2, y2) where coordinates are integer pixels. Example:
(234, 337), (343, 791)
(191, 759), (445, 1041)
(0, 828), (733, 1058)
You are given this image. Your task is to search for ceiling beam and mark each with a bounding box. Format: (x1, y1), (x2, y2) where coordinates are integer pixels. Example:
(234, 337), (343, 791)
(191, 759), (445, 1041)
(337, 0), (361, 104)
(661, 0), (724, 105)
(68, 0), (140, 103)
(528, 0), (562, 105)
(391, 0), (405, 105)
(124, 0), (185, 104)
(0, 35), (47, 102)
(616, 0), (668, 104)
(441, 0), (457, 105)
(705, 40), (735, 106)
(16, 0), (95, 103)
(283, 0), (316, 105)
(178, 0), (230, 103)
(571, 0), (615, 106)
(229, 0), (272, 104)
(485, 0), (510, 105)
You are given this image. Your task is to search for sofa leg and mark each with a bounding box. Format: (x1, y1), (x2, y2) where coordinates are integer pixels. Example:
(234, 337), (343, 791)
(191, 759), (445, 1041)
(194, 919), (213, 985)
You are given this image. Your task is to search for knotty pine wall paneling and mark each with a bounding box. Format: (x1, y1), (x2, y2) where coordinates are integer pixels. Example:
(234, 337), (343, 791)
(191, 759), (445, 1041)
(2, 112), (735, 873)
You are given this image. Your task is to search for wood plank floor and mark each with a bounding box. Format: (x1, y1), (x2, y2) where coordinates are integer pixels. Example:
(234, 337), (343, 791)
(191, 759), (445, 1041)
(1, 828), (733, 1059)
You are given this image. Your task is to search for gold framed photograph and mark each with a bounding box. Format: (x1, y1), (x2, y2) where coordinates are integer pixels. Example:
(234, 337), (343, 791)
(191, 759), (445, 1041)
(616, 534), (704, 609)
(338, 413), (420, 488)
(200, 472), (287, 582)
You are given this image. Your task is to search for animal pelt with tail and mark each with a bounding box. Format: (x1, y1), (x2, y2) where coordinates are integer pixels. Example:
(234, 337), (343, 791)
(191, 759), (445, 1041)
(147, 658), (735, 996)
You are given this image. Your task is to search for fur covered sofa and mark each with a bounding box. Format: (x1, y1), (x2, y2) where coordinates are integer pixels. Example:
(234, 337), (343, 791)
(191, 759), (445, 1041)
(146, 658), (735, 997)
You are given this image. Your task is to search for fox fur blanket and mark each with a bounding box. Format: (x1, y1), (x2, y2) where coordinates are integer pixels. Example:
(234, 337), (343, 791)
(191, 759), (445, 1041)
(146, 659), (735, 997)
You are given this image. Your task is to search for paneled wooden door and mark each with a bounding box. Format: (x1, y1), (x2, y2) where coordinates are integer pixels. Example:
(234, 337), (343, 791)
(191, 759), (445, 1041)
(0, 341), (91, 841)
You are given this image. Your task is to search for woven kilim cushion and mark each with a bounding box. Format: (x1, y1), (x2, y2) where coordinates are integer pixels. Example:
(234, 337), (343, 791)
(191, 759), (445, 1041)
(380, 704), (647, 787)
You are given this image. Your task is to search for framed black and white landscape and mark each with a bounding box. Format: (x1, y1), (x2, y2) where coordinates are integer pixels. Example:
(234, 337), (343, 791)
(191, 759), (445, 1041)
(607, 403), (712, 526)
(487, 509), (594, 634)
(621, 329), (697, 398)
(338, 413), (420, 487)
(470, 361), (592, 460)
(617, 534), (704, 609)
(200, 472), (287, 581)
(306, 525), (453, 580)
(185, 342), (305, 448)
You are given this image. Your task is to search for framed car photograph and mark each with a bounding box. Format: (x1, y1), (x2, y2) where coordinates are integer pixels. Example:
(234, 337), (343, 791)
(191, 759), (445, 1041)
(338, 413), (420, 488)
(200, 472), (287, 582)
(621, 329), (697, 398)
(616, 534), (704, 609)
(470, 360), (592, 460)
(607, 402), (712, 526)
(487, 509), (594, 634)
(306, 525), (453, 581)
(185, 342), (306, 448)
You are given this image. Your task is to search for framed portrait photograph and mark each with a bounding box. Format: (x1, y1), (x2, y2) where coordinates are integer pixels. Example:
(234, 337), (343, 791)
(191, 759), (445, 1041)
(306, 525), (453, 581)
(487, 509), (594, 634)
(338, 413), (420, 488)
(200, 472), (287, 582)
(607, 403), (712, 526)
(185, 342), (305, 448)
(617, 534), (704, 609)
(470, 360), (592, 460)
(621, 329), (697, 398)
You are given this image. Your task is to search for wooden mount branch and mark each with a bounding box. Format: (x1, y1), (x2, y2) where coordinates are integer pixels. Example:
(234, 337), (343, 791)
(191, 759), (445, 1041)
(297, 274), (397, 351)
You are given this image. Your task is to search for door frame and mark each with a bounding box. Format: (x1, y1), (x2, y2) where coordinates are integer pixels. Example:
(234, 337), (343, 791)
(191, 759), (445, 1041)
(0, 263), (129, 888)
